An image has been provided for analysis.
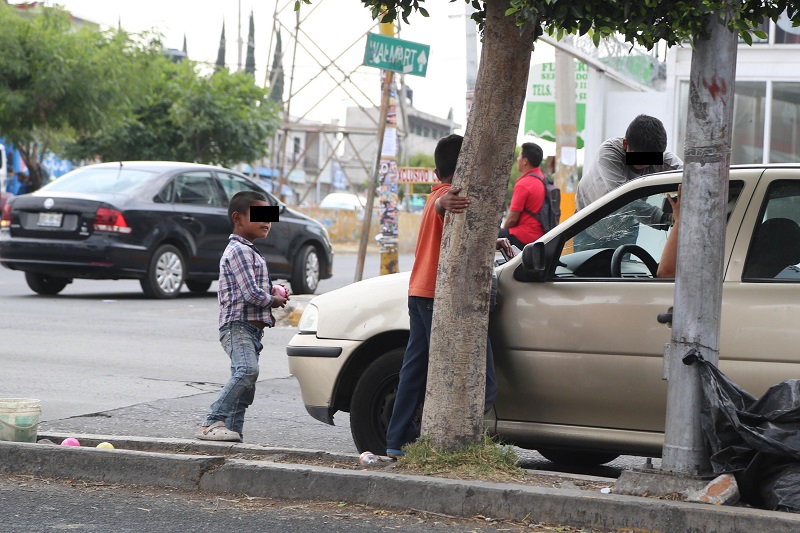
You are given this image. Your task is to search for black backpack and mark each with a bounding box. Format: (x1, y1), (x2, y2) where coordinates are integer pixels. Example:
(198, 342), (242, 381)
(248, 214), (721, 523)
(523, 171), (561, 234)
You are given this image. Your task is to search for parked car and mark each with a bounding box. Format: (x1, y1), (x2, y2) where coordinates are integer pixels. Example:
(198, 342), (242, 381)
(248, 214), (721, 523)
(0, 162), (333, 298)
(287, 164), (800, 464)
(319, 193), (368, 213)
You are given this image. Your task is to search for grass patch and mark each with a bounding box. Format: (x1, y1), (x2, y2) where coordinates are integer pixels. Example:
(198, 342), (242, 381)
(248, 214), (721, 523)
(393, 434), (526, 483)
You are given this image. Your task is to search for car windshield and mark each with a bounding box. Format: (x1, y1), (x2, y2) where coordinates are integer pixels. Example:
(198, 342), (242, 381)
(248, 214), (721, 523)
(42, 168), (159, 194)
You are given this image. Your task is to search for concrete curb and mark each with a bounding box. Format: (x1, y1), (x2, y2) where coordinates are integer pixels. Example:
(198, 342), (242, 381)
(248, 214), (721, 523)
(3, 436), (800, 532)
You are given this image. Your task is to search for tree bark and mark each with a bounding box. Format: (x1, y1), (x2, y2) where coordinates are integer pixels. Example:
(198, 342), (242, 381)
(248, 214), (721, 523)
(421, 0), (534, 451)
(661, 4), (738, 475)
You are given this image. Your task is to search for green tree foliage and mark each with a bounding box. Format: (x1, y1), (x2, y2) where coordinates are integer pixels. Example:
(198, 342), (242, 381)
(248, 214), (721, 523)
(269, 31), (285, 105)
(245, 12), (256, 77)
(408, 152), (434, 168)
(0, 4), (152, 190)
(215, 21), (226, 72)
(366, 0), (798, 49)
(66, 60), (280, 167)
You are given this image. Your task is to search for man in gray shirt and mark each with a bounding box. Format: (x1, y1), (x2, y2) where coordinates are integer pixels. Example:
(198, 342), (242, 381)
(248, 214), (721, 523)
(574, 114), (682, 251)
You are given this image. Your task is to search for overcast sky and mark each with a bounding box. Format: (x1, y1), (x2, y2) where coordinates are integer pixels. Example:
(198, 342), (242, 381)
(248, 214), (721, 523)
(32, 1), (553, 135)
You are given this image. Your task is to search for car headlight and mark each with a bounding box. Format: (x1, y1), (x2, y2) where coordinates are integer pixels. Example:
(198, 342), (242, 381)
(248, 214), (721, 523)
(297, 303), (319, 334)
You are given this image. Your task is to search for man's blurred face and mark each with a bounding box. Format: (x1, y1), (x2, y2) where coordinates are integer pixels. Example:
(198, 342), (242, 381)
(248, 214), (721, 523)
(516, 152), (528, 172)
(622, 138), (651, 170)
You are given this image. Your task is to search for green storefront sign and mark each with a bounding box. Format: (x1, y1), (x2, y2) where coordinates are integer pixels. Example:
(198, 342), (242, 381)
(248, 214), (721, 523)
(524, 62), (589, 149)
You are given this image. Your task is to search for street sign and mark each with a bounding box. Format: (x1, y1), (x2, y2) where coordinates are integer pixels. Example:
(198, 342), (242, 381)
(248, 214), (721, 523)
(364, 33), (429, 77)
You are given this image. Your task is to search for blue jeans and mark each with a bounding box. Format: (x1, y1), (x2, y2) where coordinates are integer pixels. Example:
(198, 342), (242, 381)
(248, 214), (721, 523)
(385, 296), (497, 451)
(204, 321), (263, 440)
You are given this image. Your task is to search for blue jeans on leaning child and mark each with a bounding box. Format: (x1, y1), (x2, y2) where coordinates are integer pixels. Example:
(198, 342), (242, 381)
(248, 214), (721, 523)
(385, 296), (497, 452)
(204, 321), (263, 440)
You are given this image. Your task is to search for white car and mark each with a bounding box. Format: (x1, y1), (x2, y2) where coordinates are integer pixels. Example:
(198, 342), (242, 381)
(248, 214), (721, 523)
(288, 165), (800, 465)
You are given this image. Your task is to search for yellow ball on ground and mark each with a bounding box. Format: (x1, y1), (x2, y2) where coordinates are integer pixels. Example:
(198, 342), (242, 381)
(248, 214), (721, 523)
(96, 442), (114, 449)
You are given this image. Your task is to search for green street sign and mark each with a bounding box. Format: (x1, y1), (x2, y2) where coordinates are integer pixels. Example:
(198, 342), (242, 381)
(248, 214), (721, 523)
(364, 33), (429, 77)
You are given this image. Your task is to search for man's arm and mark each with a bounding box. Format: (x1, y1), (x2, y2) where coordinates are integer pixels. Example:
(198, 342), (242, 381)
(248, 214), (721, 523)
(502, 210), (521, 229)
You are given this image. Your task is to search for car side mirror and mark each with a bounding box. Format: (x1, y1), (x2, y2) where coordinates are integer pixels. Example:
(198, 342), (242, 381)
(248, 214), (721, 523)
(522, 241), (547, 274)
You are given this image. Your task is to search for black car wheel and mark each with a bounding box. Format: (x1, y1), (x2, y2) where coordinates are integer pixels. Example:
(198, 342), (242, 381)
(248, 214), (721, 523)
(185, 280), (212, 293)
(290, 244), (320, 294)
(140, 244), (185, 299)
(350, 348), (405, 455)
(25, 272), (70, 295)
(537, 448), (619, 467)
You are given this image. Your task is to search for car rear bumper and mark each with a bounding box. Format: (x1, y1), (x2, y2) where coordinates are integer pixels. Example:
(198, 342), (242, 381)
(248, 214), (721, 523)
(287, 334), (361, 425)
(0, 233), (150, 279)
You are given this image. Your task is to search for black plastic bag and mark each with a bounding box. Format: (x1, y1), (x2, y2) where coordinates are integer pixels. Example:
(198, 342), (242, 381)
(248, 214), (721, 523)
(697, 358), (800, 511)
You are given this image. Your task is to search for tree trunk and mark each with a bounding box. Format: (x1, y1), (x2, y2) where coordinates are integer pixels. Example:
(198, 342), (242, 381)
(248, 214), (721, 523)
(421, 0), (534, 451)
(17, 142), (43, 192)
(661, 3), (738, 475)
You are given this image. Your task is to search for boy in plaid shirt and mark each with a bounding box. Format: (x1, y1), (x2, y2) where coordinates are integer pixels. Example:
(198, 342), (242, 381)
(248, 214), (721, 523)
(195, 191), (288, 442)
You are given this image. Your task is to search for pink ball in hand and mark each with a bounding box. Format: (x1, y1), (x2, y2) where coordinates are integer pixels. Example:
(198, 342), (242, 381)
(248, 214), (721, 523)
(272, 285), (287, 298)
(60, 438), (81, 447)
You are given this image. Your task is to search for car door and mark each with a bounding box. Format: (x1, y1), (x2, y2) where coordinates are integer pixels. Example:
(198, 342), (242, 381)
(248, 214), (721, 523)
(716, 169), (800, 398)
(214, 171), (291, 278)
(171, 171), (229, 275)
(491, 171), (753, 440)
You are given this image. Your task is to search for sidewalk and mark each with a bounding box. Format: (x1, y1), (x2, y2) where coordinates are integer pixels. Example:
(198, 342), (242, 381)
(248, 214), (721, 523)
(3, 431), (800, 531)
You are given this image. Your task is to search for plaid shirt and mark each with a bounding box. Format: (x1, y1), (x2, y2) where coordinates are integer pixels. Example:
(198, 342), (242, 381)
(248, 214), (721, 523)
(218, 234), (275, 329)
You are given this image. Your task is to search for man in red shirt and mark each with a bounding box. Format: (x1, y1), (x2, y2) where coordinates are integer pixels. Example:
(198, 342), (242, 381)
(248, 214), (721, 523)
(499, 142), (546, 249)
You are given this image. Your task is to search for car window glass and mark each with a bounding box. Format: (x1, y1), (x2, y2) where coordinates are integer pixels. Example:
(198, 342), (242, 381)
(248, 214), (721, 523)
(174, 172), (224, 207)
(743, 180), (800, 280)
(155, 180), (174, 203)
(216, 172), (277, 206)
(42, 168), (158, 194)
(560, 182), (743, 279)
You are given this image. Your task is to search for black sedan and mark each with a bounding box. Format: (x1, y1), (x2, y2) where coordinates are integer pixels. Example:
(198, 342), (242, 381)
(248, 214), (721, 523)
(0, 162), (333, 298)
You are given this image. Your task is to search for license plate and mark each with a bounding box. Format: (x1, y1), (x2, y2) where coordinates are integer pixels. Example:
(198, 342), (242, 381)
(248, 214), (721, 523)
(37, 212), (64, 227)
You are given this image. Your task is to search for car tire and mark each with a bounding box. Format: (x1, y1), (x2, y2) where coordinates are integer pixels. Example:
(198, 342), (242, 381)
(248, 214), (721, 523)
(350, 348), (405, 455)
(185, 280), (212, 293)
(537, 448), (619, 467)
(25, 272), (69, 295)
(290, 244), (320, 294)
(140, 244), (185, 299)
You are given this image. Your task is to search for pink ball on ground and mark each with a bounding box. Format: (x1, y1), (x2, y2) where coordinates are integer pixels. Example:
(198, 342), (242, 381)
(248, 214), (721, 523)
(273, 285), (287, 298)
(60, 438), (81, 447)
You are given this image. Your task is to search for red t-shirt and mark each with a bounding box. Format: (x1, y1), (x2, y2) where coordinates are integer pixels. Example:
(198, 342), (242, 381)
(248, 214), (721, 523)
(508, 169), (546, 245)
(408, 183), (450, 298)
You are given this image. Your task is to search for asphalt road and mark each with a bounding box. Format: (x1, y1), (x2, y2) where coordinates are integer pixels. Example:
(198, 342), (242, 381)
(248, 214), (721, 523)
(0, 248), (655, 477)
(1, 473), (546, 533)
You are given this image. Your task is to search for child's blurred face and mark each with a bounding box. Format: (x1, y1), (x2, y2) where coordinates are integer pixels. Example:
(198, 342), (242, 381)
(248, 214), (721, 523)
(235, 200), (272, 242)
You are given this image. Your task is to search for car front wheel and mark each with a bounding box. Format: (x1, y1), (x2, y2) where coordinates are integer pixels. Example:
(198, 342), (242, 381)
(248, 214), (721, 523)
(25, 272), (70, 295)
(140, 244), (185, 299)
(350, 348), (405, 455)
(290, 244), (320, 294)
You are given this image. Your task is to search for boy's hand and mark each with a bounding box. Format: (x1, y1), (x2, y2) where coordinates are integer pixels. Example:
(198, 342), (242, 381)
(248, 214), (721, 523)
(271, 295), (288, 308)
(438, 187), (470, 213)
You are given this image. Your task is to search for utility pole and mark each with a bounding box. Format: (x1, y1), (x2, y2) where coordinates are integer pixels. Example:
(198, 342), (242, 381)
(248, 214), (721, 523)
(554, 48), (578, 224)
(355, 19), (397, 282)
(661, 2), (738, 476)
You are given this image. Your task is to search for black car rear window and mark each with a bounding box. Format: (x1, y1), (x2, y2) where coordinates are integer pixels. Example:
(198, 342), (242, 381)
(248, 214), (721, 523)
(43, 168), (160, 194)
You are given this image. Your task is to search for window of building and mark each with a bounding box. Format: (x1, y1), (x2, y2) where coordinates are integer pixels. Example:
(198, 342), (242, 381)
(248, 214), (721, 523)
(770, 83), (800, 162)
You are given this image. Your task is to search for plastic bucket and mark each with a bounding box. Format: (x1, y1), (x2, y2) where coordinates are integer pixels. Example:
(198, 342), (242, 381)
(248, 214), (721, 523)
(0, 398), (41, 443)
